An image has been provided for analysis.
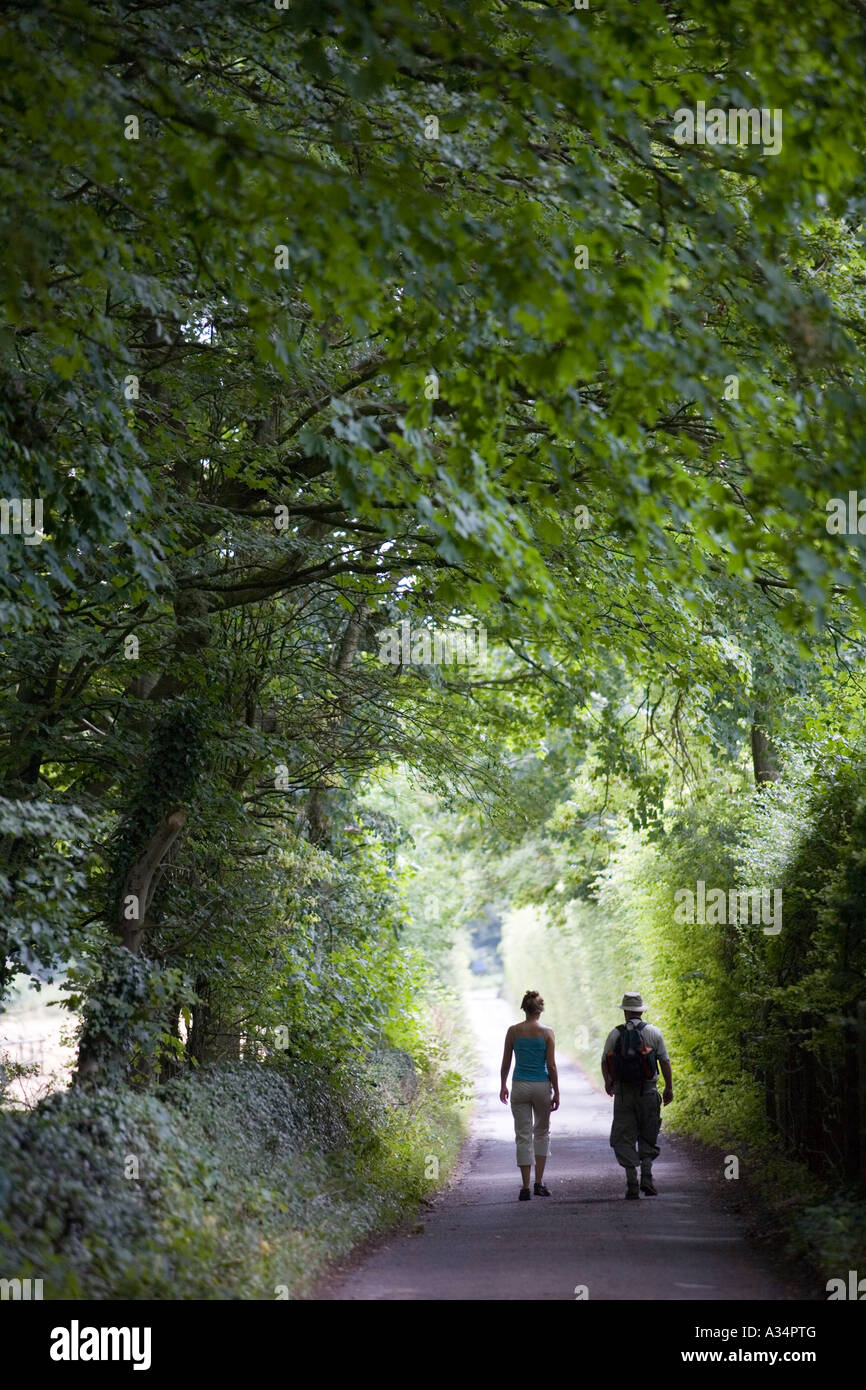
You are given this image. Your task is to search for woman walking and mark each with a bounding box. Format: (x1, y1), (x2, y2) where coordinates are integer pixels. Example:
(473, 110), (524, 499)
(499, 990), (560, 1200)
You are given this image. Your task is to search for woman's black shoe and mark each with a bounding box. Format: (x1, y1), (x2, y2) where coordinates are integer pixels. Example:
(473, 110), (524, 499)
(519, 1187), (531, 1201)
(534, 1182), (551, 1196)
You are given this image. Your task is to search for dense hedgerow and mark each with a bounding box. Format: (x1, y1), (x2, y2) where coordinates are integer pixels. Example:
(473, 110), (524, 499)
(0, 1049), (467, 1300)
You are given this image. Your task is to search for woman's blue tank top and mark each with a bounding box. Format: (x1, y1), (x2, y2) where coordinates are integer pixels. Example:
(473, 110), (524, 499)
(513, 1035), (549, 1082)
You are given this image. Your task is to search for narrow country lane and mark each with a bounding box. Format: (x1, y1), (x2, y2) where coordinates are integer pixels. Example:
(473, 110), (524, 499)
(323, 990), (809, 1301)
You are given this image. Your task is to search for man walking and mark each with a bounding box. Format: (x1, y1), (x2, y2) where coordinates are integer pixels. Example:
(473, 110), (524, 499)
(601, 992), (673, 1198)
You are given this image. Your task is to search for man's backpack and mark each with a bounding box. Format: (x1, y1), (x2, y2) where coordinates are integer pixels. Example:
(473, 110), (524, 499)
(610, 1021), (657, 1089)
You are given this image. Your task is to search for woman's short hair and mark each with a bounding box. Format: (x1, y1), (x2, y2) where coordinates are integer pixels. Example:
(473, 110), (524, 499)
(521, 990), (544, 1014)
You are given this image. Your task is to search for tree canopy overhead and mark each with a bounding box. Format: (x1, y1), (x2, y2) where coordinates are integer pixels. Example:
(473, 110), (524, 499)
(4, 0), (866, 627)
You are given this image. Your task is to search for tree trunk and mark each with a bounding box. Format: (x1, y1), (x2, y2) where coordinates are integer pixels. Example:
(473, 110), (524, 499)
(188, 975), (211, 1066)
(750, 709), (780, 785)
(118, 808), (188, 955)
(76, 807), (188, 1084)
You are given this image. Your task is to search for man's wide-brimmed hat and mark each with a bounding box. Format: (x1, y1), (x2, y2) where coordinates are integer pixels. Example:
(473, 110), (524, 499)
(620, 992), (645, 1012)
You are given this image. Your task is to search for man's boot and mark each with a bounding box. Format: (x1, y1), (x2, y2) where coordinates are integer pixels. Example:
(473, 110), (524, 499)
(625, 1169), (640, 1199)
(640, 1168), (657, 1196)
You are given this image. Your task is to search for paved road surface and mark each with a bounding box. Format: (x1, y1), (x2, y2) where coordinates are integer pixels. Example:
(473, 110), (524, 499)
(324, 990), (805, 1301)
